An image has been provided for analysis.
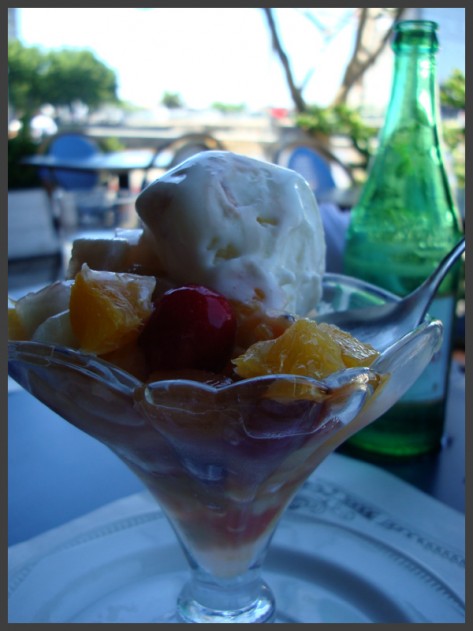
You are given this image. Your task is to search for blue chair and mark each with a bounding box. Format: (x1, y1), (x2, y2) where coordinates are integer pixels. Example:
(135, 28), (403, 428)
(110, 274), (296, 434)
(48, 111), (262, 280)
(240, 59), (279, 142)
(39, 133), (118, 228)
(286, 146), (336, 198)
(39, 133), (100, 190)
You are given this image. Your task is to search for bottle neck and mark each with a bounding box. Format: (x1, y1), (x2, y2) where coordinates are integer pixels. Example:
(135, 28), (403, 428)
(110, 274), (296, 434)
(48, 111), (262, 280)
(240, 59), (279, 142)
(379, 48), (440, 144)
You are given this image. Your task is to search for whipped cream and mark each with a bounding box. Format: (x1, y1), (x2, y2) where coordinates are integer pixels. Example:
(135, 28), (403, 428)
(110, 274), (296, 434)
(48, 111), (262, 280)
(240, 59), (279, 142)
(136, 151), (326, 314)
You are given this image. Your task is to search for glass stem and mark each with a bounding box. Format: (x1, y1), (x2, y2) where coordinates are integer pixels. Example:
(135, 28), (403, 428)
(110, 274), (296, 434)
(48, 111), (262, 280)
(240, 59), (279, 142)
(177, 566), (276, 623)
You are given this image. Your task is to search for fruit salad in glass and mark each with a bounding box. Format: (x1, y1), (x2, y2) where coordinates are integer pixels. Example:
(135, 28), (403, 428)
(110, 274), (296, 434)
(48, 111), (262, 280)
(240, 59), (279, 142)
(8, 152), (443, 623)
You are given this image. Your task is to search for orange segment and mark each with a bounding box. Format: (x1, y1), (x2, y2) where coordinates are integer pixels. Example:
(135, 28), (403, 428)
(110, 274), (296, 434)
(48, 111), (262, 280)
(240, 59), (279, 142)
(69, 264), (156, 355)
(233, 318), (379, 381)
(316, 322), (380, 368)
(230, 299), (295, 356)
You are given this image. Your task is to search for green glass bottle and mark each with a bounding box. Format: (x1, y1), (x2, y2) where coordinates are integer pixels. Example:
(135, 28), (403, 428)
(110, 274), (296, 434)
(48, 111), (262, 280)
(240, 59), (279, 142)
(342, 20), (463, 458)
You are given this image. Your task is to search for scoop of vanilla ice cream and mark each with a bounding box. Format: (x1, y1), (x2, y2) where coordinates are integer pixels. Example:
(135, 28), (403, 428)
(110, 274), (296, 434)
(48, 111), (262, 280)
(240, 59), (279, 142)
(136, 151), (326, 315)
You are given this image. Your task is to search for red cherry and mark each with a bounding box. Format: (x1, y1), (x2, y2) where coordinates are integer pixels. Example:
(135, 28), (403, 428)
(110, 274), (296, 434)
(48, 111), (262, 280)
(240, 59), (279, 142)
(138, 284), (237, 372)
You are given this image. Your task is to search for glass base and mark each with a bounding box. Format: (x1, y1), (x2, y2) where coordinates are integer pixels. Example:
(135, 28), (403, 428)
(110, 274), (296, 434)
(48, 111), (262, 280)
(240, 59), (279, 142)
(177, 577), (275, 623)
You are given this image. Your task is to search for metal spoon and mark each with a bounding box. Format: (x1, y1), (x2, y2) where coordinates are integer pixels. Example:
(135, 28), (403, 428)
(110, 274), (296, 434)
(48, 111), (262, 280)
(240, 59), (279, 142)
(317, 237), (465, 349)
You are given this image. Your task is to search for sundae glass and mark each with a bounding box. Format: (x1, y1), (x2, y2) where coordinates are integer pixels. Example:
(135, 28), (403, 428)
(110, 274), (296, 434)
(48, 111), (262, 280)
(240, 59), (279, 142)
(8, 152), (443, 622)
(8, 276), (442, 623)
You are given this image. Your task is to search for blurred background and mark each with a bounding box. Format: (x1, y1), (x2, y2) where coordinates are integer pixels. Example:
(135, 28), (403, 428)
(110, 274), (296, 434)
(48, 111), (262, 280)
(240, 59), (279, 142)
(7, 8), (464, 289)
(8, 8), (465, 188)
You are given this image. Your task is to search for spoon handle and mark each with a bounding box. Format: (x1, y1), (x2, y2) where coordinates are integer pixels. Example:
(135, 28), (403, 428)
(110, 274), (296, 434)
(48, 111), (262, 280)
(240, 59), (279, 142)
(415, 236), (465, 320)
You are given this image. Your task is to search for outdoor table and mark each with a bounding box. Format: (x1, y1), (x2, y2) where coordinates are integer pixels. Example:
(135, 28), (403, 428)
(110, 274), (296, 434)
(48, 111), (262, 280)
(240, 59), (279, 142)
(22, 132), (225, 191)
(22, 149), (163, 191)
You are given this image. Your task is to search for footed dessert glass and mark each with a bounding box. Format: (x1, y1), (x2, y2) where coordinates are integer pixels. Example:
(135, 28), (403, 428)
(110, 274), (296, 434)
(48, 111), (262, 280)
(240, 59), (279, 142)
(8, 274), (443, 623)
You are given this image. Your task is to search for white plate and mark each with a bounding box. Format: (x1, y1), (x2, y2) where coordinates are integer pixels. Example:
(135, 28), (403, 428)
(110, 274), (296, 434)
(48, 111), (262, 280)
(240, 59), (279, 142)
(8, 466), (465, 624)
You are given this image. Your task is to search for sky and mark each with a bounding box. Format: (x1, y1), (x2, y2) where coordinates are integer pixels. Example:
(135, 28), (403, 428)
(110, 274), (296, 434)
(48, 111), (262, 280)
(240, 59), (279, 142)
(17, 8), (358, 111)
(17, 8), (465, 113)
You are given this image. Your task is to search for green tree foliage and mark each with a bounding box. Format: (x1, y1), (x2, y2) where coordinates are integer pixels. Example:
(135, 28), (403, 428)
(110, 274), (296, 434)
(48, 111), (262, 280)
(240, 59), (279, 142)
(8, 128), (42, 189)
(41, 49), (118, 109)
(295, 104), (377, 177)
(8, 40), (118, 117)
(211, 102), (245, 114)
(161, 91), (184, 109)
(8, 41), (120, 188)
(440, 69), (465, 111)
(7, 41), (46, 116)
(440, 69), (465, 189)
